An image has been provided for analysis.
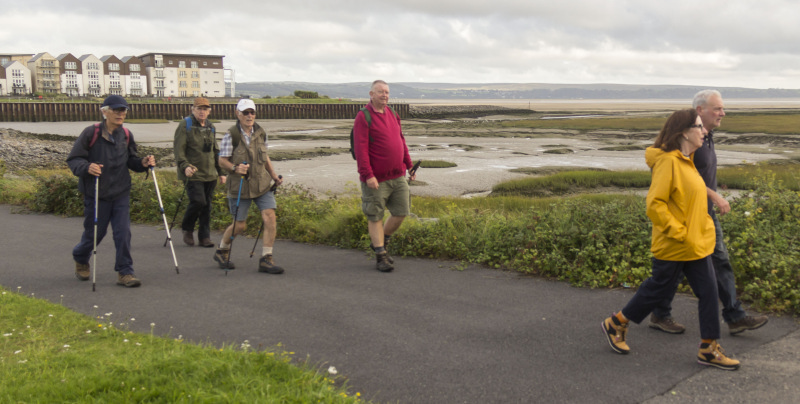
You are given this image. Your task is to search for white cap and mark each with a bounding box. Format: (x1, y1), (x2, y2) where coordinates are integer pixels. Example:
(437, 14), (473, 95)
(237, 98), (256, 111)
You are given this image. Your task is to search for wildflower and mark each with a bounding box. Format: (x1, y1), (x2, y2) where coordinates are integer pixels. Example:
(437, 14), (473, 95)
(105, 312), (113, 317)
(240, 340), (251, 351)
(745, 211), (751, 216)
(14, 350), (22, 354)
(3, 333), (11, 337)
(123, 339), (129, 343)
(93, 305), (98, 309)
(49, 314), (54, 317)
(63, 344), (70, 348)
(135, 342), (141, 346)
(130, 318), (135, 321)
(18, 360), (27, 364)
(86, 330), (91, 334)
(328, 366), (338, 375)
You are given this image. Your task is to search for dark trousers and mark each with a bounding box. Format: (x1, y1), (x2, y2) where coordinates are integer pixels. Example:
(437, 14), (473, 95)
(73, 191), (133, 275)
(652, 211), (746, 323)
(621, 257), (720, 340)
(181, 180), (216, 240)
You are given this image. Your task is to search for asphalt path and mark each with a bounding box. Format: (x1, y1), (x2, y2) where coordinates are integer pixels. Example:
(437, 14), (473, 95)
(1, 205), (798, 403)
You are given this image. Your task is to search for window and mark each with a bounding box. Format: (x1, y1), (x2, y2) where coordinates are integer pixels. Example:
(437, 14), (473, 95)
(88, 62), (99, 70)
(191, 61), (198, 69)
(129, 64), (140, 71)
(179, 61), (185, 68)
(203, 61), (207, 66)
(64, 61), (77, 70)
(191, 81), (199, 88)
(109, 63), (119, 71)
(179, 81), (187, 88)
(191, 71), (198, 78)
(131, 72), (140, 80)
(179, 71), (186, 78)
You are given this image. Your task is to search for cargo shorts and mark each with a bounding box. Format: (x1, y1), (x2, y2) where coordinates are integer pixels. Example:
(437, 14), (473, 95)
(361, 176), (410, 222)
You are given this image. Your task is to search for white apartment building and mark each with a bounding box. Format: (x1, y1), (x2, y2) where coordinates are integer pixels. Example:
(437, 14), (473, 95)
(121, 56), (147, 97)
(57, 53), (83, 96)
(79, 54), (104, 97)
(100, 55), (125, 96)
(138, 53), (225, 98)
(0, 60), (32, 95)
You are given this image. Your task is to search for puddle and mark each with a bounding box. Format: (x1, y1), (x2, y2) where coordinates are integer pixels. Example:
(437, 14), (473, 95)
(277, 129), (325, 134)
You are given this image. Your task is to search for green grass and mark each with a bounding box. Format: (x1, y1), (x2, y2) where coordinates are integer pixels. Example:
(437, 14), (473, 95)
(420, 160), (457, 168)
(509, 166), (608, 176)
(0, 287), (365, 403)
(492, 170), (652, 196)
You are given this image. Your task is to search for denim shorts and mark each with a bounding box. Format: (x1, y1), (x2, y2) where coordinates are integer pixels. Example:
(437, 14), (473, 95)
(361, 176), (410, 222)
(228, 190), (276, 221)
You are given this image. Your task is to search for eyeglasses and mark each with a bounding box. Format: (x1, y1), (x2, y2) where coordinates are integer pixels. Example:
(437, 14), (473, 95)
(111, 107), (128, 113)
(241, 110), (255, 116)
(689, 124), (703, 129)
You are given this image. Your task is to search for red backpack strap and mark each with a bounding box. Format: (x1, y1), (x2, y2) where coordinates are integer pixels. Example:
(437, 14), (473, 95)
(89, 123), (129, 148)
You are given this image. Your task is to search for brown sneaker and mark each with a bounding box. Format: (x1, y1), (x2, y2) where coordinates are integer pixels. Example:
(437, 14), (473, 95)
(116, 273), (141, 288)
(198, 238), (215, 248)
(376, 251), (394, 272)
(648, 314), (686, 334)
(728, 315), (769, 335)
(602, 314), (630, 354)
(214, 248), (235, 270)
(75, 261), (90, 281)
(697, 340), (740, 370)
(258, 255), (284, 274)
(183, 230), (195, 246)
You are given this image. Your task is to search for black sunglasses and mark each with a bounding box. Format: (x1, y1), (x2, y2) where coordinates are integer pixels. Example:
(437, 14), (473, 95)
(241, 110), (256, 116)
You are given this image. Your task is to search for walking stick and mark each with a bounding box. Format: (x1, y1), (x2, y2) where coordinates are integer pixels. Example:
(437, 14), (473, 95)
(92, 175), (99, 292)
(226, 162), (247, 275)
(250, 175), (281, 258)
(151, 167), (180, 274)
(164, 179), (188, 247)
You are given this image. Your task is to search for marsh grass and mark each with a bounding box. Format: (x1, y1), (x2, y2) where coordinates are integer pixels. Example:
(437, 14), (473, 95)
(420, 160), (457, 168)
(509, 166), (608, 176)
(0, 287), (363, 403)
(543, 148), (573, 154)
(492, 170), (652, 196)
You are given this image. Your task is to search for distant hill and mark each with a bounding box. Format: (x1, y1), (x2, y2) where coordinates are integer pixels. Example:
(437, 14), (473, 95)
(234, 82), (800, 100)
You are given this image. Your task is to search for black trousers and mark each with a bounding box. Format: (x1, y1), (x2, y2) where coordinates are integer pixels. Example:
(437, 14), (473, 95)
(181, 180), (216, 240)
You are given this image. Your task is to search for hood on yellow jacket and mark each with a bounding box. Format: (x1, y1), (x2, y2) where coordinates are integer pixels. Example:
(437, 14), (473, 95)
(644, 147), (714, 261)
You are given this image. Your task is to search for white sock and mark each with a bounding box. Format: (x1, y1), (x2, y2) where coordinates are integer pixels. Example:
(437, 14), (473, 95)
(220, 241), (231, 249)
(263, 246), (273, 256)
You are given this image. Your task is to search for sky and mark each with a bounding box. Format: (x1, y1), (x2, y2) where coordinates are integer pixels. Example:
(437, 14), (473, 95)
(3, 0), (800, 89)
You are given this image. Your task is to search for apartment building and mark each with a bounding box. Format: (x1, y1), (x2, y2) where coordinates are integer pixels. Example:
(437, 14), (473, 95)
(57, 53), (83, 96)
(79, 54), (104, 97)
(121, 56), (147, 97)
(138, 53), (225, 98)
(0, 60), (32, 95)
(100, 55), (125, 96)
(28, 52), (60, 94)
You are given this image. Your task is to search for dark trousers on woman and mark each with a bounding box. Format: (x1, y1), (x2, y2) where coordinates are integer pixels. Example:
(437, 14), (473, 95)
(73, 191), (134, 275)
(181, 180), (216, 240)
(621, 257), (721, 340)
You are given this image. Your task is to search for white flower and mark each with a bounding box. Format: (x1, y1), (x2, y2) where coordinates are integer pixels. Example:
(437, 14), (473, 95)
(18, 360), (27, 364)
(93, 305), (98, 309)
(328, 366), (338, 375)
(135, 342), (142, 346)
(150, 323), (155, 327)
(3, 333), (11, 337)
(63, 344), (70, 348)
(49, 314), (54, 317)
(86, 330), (91, 334)
(744, 211), (751, 216)
(105, 312), (113, 316)
(123, 339), (129, 343)
(130, 318), (135, 321)
(14, 350), (22, 354)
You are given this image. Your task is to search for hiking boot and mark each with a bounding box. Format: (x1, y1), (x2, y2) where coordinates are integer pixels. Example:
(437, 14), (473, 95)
(648, 314), (686, 334)
(376, 251), (394, 272)
(116, 273), (141, 288)
(370, 244), (394, 264)
(258, 254), (284, 274)
(697, 340), (740, 371)
(198, 238), (215, 248)
(183, 230), (195, 246)
(75, 261), (90, 281)
(728, 315), (769, 335)
(602, 315), (630, 354)
(214, 248), (235, 270)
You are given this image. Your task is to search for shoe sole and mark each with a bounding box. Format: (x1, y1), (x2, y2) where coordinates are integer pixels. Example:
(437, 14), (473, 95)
(259, 269), (284, 274)
(117, 281), (141, 288)
(75, 273), (90, 281)
(648, 323), (686, 334)
(214, 255), (235, 270)
(602, 321), (629, 354)
(697, 359), (740, 371)
(729, 319), (768, 335)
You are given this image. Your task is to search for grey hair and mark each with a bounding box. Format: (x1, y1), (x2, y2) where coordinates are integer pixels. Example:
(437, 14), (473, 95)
(371, 79), (388, 90)
(692, 89), (722, 109)
(100, 105), (109, 119)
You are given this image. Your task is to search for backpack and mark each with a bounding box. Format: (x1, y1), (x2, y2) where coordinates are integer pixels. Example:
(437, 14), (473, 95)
(89, 122), (129, 148)
(350, 106), (398, 159)
(185, 116), (216, 135)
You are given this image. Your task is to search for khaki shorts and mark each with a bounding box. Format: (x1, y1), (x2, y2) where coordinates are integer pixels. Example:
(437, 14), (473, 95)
(361, 177), (410, 222)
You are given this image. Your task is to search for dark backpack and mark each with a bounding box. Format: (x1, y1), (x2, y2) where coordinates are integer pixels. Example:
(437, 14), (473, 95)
(350, 106), (398, 159)
(184, 116), (216, 135)
(89, 122), (129, 148)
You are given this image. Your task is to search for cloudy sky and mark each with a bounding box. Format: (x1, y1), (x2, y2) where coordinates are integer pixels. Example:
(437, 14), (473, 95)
(3, 0), (800, 89)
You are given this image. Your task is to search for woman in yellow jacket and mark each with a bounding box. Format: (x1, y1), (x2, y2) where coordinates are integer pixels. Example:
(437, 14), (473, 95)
(602, 109), (740, 371)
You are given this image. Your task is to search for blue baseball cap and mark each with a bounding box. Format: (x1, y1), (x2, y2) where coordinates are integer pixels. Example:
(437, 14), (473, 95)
(102, 95), (128, 109)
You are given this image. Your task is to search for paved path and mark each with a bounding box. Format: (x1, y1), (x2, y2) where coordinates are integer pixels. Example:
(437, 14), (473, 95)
(1, 205), (798, 403)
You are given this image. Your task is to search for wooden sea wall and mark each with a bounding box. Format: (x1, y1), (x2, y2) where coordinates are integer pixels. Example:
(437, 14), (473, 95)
(0, 103), (409, 122)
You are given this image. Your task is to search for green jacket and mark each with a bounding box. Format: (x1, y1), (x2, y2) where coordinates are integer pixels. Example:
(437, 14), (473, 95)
(226, 123), (272, 199)
(174, 115), (223, 181)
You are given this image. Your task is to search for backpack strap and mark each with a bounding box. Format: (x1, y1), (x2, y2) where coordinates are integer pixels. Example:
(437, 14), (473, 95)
(89, 122), (129, 148)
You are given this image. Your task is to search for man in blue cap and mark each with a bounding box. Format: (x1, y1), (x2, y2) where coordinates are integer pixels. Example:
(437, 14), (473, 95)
(67, 95), (155, 287)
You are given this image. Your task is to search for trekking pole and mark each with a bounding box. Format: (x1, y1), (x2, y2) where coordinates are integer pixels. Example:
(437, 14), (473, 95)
(164, 179), (188, 247)
(226, 162), (247, 275)
(250, 175), (281, 258)
(92, 174), (99, 292)
(151, 167), (180, 274)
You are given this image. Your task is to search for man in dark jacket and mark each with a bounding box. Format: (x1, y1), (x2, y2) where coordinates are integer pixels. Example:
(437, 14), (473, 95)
(173, 97), (225, 247)
(67, 95), (155, 288)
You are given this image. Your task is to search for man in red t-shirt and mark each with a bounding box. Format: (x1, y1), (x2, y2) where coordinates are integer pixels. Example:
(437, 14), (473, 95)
(353, 80), (417, 272)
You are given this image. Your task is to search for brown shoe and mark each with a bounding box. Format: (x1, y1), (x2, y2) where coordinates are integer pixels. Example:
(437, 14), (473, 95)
(258, 254), (284, 274)
(728, 315), (769, 335)
(75, 261), (90, 281)
(648, 314), (686, 334)
(697, 340), (740, 371)
(376, 251), (394, 272)
(182, 230), (195, 246)
(214, 248), (235, 270)
(116, 273), (141, 288)
(198, 238), (215, 248)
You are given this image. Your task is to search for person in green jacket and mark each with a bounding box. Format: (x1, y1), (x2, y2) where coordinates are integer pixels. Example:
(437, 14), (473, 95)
(601, 109), (740, 371)
(173, 97), (225, 247)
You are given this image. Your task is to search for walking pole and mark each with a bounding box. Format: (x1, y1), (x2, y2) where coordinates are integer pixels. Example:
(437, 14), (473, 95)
(151, 167), (180, 274)
(92, 175), (99, 292)
(164, 179), (188, 247)
(226, 162), (247, 275)
(250, 175), (281, 258)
